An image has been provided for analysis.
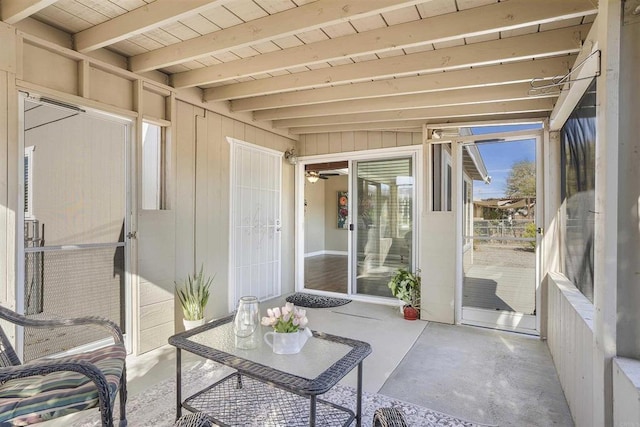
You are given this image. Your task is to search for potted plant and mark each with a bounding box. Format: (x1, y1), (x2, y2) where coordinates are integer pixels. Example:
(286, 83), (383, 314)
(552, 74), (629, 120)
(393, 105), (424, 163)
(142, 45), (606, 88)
(175, 265), (214, 330)
(388, 268), (421, 320)
(260, 302), (311, 354)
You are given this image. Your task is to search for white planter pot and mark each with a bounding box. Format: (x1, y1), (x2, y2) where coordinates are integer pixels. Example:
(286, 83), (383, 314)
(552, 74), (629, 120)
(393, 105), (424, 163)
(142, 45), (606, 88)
(263, 329), (312, 354)
(183, 318), (205, 330)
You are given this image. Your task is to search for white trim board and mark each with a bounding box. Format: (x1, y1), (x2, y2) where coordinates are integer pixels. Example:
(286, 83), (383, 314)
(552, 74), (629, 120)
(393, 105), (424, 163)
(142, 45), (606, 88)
(461, 307), (537, 335)
(304, 250), (348, 258)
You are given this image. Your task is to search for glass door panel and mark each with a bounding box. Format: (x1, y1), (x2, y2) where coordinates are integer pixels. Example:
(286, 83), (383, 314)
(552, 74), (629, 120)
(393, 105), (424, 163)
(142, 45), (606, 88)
(461, 137), (538, 333)
(302, 162), (349, 294)
(354, 158), (414, 297)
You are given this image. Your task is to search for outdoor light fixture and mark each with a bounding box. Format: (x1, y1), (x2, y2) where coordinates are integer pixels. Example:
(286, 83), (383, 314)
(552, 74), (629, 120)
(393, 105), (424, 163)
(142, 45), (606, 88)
(284, 148), (298, 165)
(306, 171), (320, 183)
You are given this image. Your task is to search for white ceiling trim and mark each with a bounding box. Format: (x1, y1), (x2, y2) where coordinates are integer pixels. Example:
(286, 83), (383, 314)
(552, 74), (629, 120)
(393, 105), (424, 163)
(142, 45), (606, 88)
(205, 24), (590, 101)
(171, 0), (596, 88)
(288, 112), (550, 134)
(129, 0), (425, 73)
(550, 16), (599, 130)
(253, 82), (558, 121)
(273, 99), (556, 128)
(231, 56), (574, 111)
(1, 0), (58, 25)
(74, 0), (229, 53)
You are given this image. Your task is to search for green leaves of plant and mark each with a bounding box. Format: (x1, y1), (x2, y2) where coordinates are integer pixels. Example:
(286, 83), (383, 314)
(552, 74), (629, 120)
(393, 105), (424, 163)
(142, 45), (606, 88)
(175, 265), (214, 321)
(388, 268), (421, 308)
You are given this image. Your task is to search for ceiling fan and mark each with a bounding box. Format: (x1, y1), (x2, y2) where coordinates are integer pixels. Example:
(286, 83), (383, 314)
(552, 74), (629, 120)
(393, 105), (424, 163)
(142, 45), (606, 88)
(306, 171), (340, 179)
(305, 171), (340, 183)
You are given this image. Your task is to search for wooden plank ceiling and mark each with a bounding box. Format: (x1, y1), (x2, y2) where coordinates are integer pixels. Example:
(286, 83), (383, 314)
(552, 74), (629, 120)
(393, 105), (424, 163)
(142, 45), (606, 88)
(1, 0), (598, 135)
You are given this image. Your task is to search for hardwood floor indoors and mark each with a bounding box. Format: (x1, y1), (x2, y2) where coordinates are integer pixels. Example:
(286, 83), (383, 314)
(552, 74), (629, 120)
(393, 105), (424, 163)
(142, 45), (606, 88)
(304, 254), (407, 298)
(304, 254), (348, 293)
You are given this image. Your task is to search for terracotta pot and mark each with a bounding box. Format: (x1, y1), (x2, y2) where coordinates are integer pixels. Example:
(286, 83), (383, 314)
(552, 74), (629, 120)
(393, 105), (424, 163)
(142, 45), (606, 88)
(403, 306), (419, 321)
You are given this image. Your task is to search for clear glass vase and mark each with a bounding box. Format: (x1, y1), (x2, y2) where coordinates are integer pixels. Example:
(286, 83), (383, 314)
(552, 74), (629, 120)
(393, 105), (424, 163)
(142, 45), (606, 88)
(233, 296), (260, 349)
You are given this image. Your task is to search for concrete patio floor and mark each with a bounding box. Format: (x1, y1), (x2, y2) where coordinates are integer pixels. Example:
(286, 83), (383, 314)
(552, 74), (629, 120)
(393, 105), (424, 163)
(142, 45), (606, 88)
(382, 322), (574, 426)
(47, 298), (573, 426)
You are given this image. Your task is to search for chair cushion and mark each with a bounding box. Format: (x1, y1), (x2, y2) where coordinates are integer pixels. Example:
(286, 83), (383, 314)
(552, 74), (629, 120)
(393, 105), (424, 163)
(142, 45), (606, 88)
(0, 343), (126, 426)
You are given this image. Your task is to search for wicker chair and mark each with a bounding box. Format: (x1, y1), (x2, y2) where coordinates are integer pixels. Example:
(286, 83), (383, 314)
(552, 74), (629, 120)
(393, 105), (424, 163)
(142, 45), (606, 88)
(0, 305), (127, 426)
(173, 412), (213, 427)
(373, 407), (408, 427)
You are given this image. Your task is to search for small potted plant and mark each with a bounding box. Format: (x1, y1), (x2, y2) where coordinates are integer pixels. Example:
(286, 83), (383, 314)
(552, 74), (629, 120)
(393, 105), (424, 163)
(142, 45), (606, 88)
(388, 268), (421, 320)
(175, 265), (214, 330)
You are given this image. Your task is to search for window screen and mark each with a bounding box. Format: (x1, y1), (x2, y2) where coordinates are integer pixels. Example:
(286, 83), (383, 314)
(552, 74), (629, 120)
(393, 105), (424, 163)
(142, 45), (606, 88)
(560, 80), (596, 302)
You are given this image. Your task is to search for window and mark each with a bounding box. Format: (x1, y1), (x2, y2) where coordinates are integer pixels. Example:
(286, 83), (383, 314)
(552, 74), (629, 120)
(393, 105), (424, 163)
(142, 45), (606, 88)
(24, 146), (34, 219)
(560, 80), (596, 302)
(463, 174), (473, 247)
(141, 122), (167, 210)
(432, 143), (452, 211)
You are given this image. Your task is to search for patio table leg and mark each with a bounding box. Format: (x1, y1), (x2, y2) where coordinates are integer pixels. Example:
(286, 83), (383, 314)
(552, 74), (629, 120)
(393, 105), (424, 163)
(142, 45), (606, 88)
(176, 348), (182, 420)
(356, 361), (363, 427)
(309, 395), (316, 427)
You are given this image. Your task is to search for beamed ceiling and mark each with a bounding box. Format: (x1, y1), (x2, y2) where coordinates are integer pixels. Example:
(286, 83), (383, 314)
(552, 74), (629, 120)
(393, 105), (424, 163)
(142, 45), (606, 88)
(0, 0), (598, 136)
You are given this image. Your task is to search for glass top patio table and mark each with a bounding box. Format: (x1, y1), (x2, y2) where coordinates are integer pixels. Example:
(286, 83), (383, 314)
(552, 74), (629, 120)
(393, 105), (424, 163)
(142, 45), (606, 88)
(169, 314), (372, 426)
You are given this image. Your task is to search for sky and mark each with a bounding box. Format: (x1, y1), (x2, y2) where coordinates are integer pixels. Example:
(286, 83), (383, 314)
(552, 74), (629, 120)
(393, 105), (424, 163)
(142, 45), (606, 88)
(471, 124), (540, 200)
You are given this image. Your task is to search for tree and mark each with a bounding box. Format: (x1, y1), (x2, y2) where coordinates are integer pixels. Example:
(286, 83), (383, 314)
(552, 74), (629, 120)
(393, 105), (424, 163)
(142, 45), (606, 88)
(505, 160), (536, 198)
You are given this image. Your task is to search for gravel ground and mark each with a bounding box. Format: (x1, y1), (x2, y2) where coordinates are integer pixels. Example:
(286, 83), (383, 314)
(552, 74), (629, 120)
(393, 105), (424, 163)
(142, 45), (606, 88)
(472, 243), (535, 269)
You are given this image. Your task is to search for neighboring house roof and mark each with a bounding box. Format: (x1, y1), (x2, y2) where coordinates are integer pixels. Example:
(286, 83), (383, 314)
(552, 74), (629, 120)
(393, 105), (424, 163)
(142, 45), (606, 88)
(463, 144), (491, 184)
(474, 198), (533, 210)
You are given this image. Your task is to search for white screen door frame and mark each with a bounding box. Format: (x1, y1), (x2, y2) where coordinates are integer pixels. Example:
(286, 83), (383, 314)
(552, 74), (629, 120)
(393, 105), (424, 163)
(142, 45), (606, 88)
(453, 129), (543, 335)
(228, 138), (282, 311)
(17, 92), (133, 358)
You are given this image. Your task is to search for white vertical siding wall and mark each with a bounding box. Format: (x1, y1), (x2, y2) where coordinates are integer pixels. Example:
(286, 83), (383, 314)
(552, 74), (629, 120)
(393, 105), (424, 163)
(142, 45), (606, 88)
(298, 131), (420, 155)
(546, 272), (594, 427)
(0, 24), (297, 354)
(174, 100), (296, 324)
(613, 358), (640, 426)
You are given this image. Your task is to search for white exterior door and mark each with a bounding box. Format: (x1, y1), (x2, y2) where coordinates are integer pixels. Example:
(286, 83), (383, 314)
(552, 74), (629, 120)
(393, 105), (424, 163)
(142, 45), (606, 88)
(18, 95), (132, 359)
(456, 130), (543, 335)
(228, 138), (282, 310)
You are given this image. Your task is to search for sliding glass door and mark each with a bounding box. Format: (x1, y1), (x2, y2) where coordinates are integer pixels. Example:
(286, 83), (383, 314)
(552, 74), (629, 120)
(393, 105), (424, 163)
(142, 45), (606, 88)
(298, 150), (418, 301)
(353, 157), (414, 297)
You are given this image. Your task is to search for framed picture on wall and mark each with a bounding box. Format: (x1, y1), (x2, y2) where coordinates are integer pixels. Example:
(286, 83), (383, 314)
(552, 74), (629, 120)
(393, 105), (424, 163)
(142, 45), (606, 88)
(337, 191), (348, 229)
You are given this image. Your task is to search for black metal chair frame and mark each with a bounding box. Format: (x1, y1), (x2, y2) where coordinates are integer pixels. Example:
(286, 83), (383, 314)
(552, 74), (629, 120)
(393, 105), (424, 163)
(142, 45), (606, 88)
(0, 305), (127, 427)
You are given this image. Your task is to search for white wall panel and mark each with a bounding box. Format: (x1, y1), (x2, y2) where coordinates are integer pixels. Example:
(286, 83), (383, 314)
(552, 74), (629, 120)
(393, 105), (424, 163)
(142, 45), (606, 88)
(175, 100), (296, 321)
(299, 131), (422, 155)
(546, 272), (594, 427)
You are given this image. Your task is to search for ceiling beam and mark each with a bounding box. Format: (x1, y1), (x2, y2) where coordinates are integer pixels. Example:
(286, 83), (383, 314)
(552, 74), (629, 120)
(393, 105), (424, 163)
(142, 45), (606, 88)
(205, 24), (590, 101)
(129, 0), (423, 73)
(232, 56), (573, 112)
(1, 0), (58, 24)
(273, 99), (556, 128)
(74, 0), (227, 53)
(289, 112), (550, 134)
(172, 0), (596, 89)
(293, 120), (428, 133)
(254, 82), (557, 121)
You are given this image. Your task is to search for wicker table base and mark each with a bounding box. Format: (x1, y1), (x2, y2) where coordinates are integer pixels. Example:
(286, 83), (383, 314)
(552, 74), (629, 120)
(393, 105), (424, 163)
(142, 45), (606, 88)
(183, 373), (354, 427)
